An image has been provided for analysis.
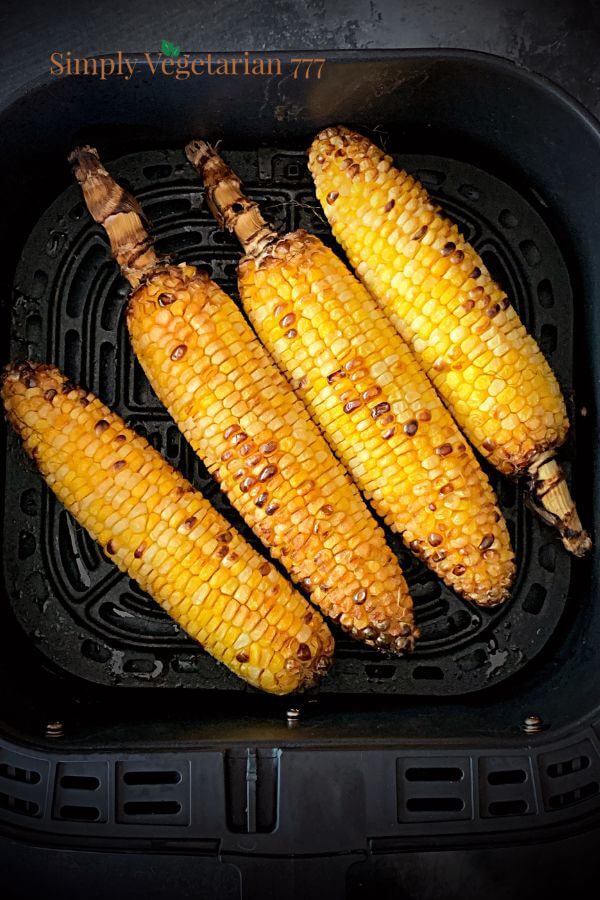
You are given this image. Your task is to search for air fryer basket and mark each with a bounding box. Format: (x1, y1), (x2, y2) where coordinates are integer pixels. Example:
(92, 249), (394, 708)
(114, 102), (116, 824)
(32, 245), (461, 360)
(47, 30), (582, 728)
(1, 52), (599, 856)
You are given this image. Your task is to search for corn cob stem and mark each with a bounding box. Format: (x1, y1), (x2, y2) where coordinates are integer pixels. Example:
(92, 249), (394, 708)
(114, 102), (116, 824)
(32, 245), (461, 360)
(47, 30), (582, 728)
(69, 146), (160, 288)
(2, 362), (334, 694)
(308, 126), (591, 557)
(186, 140), (516, 608)
(70, 146), (418, 652)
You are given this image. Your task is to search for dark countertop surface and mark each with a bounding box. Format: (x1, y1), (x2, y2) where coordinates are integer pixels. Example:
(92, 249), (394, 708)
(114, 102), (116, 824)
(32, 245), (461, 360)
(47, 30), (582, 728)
(2, 0), (599, 115)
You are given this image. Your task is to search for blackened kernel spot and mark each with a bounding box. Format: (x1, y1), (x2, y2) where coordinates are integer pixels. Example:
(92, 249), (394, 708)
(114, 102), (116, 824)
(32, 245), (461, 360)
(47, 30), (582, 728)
(412, 224), (428, 241)
(417, 410), (431, 422)
(471, 266), (482, 279)
(353, 589), (367, 605)
(224, 424), (240, 440)
(297, 643), (312, 660)
(259, 562), (271, 576)
(362, 385), (382, 401)
(344, 398), (362, 414)
(280, 313), (296, 329)
(452, 564), (466, 576)
(44, 389), (58, 402)
(236, 651), (249, 663)
(326, 191), (339, 204)
(265, 502), (279, 516)
(428, 533), (443, 547)
(115, 434), (127, 443)
(216, 546), (228, 558)
(469, 286), (484, 299)
(371, 401), (391, 419)
(134, 543), (146, 559)
(440, 483), (454, 496)
(479, 533), (495, 550)
(285, 329), (298, 339)
(428, 503), (437, 511)
(221, 449), (233, 461)
(255, 492), (269, 508)
(384, 199), (395, 213)
(183, 516), (197, 530)
(238, 443), (254, 457)
(409, 539), (422, 553)
(441, 241), (456, 257)
(24, 376), (38, 389)
(113, 460), (126, 471)
(260, 440), (277, 454)
(404, 420), (418, 436)
(170, 344), (187, 361)
(95, 419), (110, 435)
(158, 292), (175, 306)
(450, 250), (465, 264)
(327, 369), (343, 384)
(106, 540), (116, 555)
(486, 304), (501, 318)
(482, 438), (496, 452)
(231, 431), (248, 446)
(80, 398), (90, 407)
(436, 443), (453, 457)
(319, 504), (334, 517)
(382, 427), (395, 440)
(217, 531), (233, 543)
(259, 464), (278, 483)
(240, 476), (256, 493)
(462, 299), (475, 313)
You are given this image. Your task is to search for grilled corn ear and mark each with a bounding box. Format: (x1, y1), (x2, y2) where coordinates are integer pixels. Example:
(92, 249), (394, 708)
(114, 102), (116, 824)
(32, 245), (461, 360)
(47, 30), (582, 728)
(186, 140), (515, 608)
(308, 126), (590, 556)
(70, 146), (418, 653)
(2, 361), (334, 694)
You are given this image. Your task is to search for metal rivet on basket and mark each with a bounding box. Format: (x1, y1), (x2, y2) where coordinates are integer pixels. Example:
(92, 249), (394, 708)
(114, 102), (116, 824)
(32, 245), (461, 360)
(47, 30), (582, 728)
(521, 714), (544, 734)
(45, 720), (64, 738)
(286, 708), (301, 726)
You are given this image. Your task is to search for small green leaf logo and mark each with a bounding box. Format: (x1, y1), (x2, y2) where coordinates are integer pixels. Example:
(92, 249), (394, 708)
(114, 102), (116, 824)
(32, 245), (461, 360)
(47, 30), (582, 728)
(161, 40), (180, 58)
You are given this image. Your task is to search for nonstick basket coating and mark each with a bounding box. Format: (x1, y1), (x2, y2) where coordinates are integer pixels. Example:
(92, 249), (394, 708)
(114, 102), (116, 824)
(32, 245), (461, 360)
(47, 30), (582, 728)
(3, 146), (575, 695)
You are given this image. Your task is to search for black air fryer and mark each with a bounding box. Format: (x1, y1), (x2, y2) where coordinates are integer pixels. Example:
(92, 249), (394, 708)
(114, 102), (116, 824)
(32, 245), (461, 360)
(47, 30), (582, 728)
(1, 51), (599, 899)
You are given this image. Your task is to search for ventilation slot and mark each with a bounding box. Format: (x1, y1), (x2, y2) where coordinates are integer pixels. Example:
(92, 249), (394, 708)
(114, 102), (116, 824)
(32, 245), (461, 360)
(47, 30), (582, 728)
(58, 805), (100, 821)
(488, 769), (527, 785)
(0, 764), (40, 784)
(60, 775), (99, 791)
(123, 770), (181, 786)
(547, 756), (590, 778)
(488, 799), (528, 816)
(53, 762), (109, 824)
(480, 757), (535, 820)
(123, 801), (181, 816)
(406, 797), (464, 813)
(116, 760), (190, 825)
(0, 793), (40, 817)
(406, 767), (463, 782)
(540, 742), (600, 813)
(397, 757), (471, 822)
(548, 783), (599, 809)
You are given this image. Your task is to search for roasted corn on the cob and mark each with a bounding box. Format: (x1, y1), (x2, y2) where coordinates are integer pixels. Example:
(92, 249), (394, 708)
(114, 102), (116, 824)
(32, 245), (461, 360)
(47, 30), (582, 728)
(2, 361), (334, 694)
(69, 146), (418, 653)
(186, 140), (516, 608)
(308, 126), (590, 557)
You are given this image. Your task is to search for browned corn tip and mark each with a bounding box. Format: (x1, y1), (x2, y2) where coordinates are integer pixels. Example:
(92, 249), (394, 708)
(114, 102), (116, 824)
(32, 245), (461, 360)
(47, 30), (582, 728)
(126, 262), (420, 651)
(2, 361), (335, 694)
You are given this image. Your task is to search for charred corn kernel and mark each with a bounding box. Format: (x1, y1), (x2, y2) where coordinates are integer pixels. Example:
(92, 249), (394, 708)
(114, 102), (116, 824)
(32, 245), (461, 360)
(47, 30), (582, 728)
(70, 145), (418, 653)
(186, 141), (515, 608)
(2, 362), (333, 694)
(309, 126), (590, 557)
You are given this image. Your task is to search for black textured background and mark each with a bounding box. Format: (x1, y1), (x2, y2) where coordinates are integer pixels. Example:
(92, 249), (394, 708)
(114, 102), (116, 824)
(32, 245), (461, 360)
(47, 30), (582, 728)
(2, 0), (599, 116)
